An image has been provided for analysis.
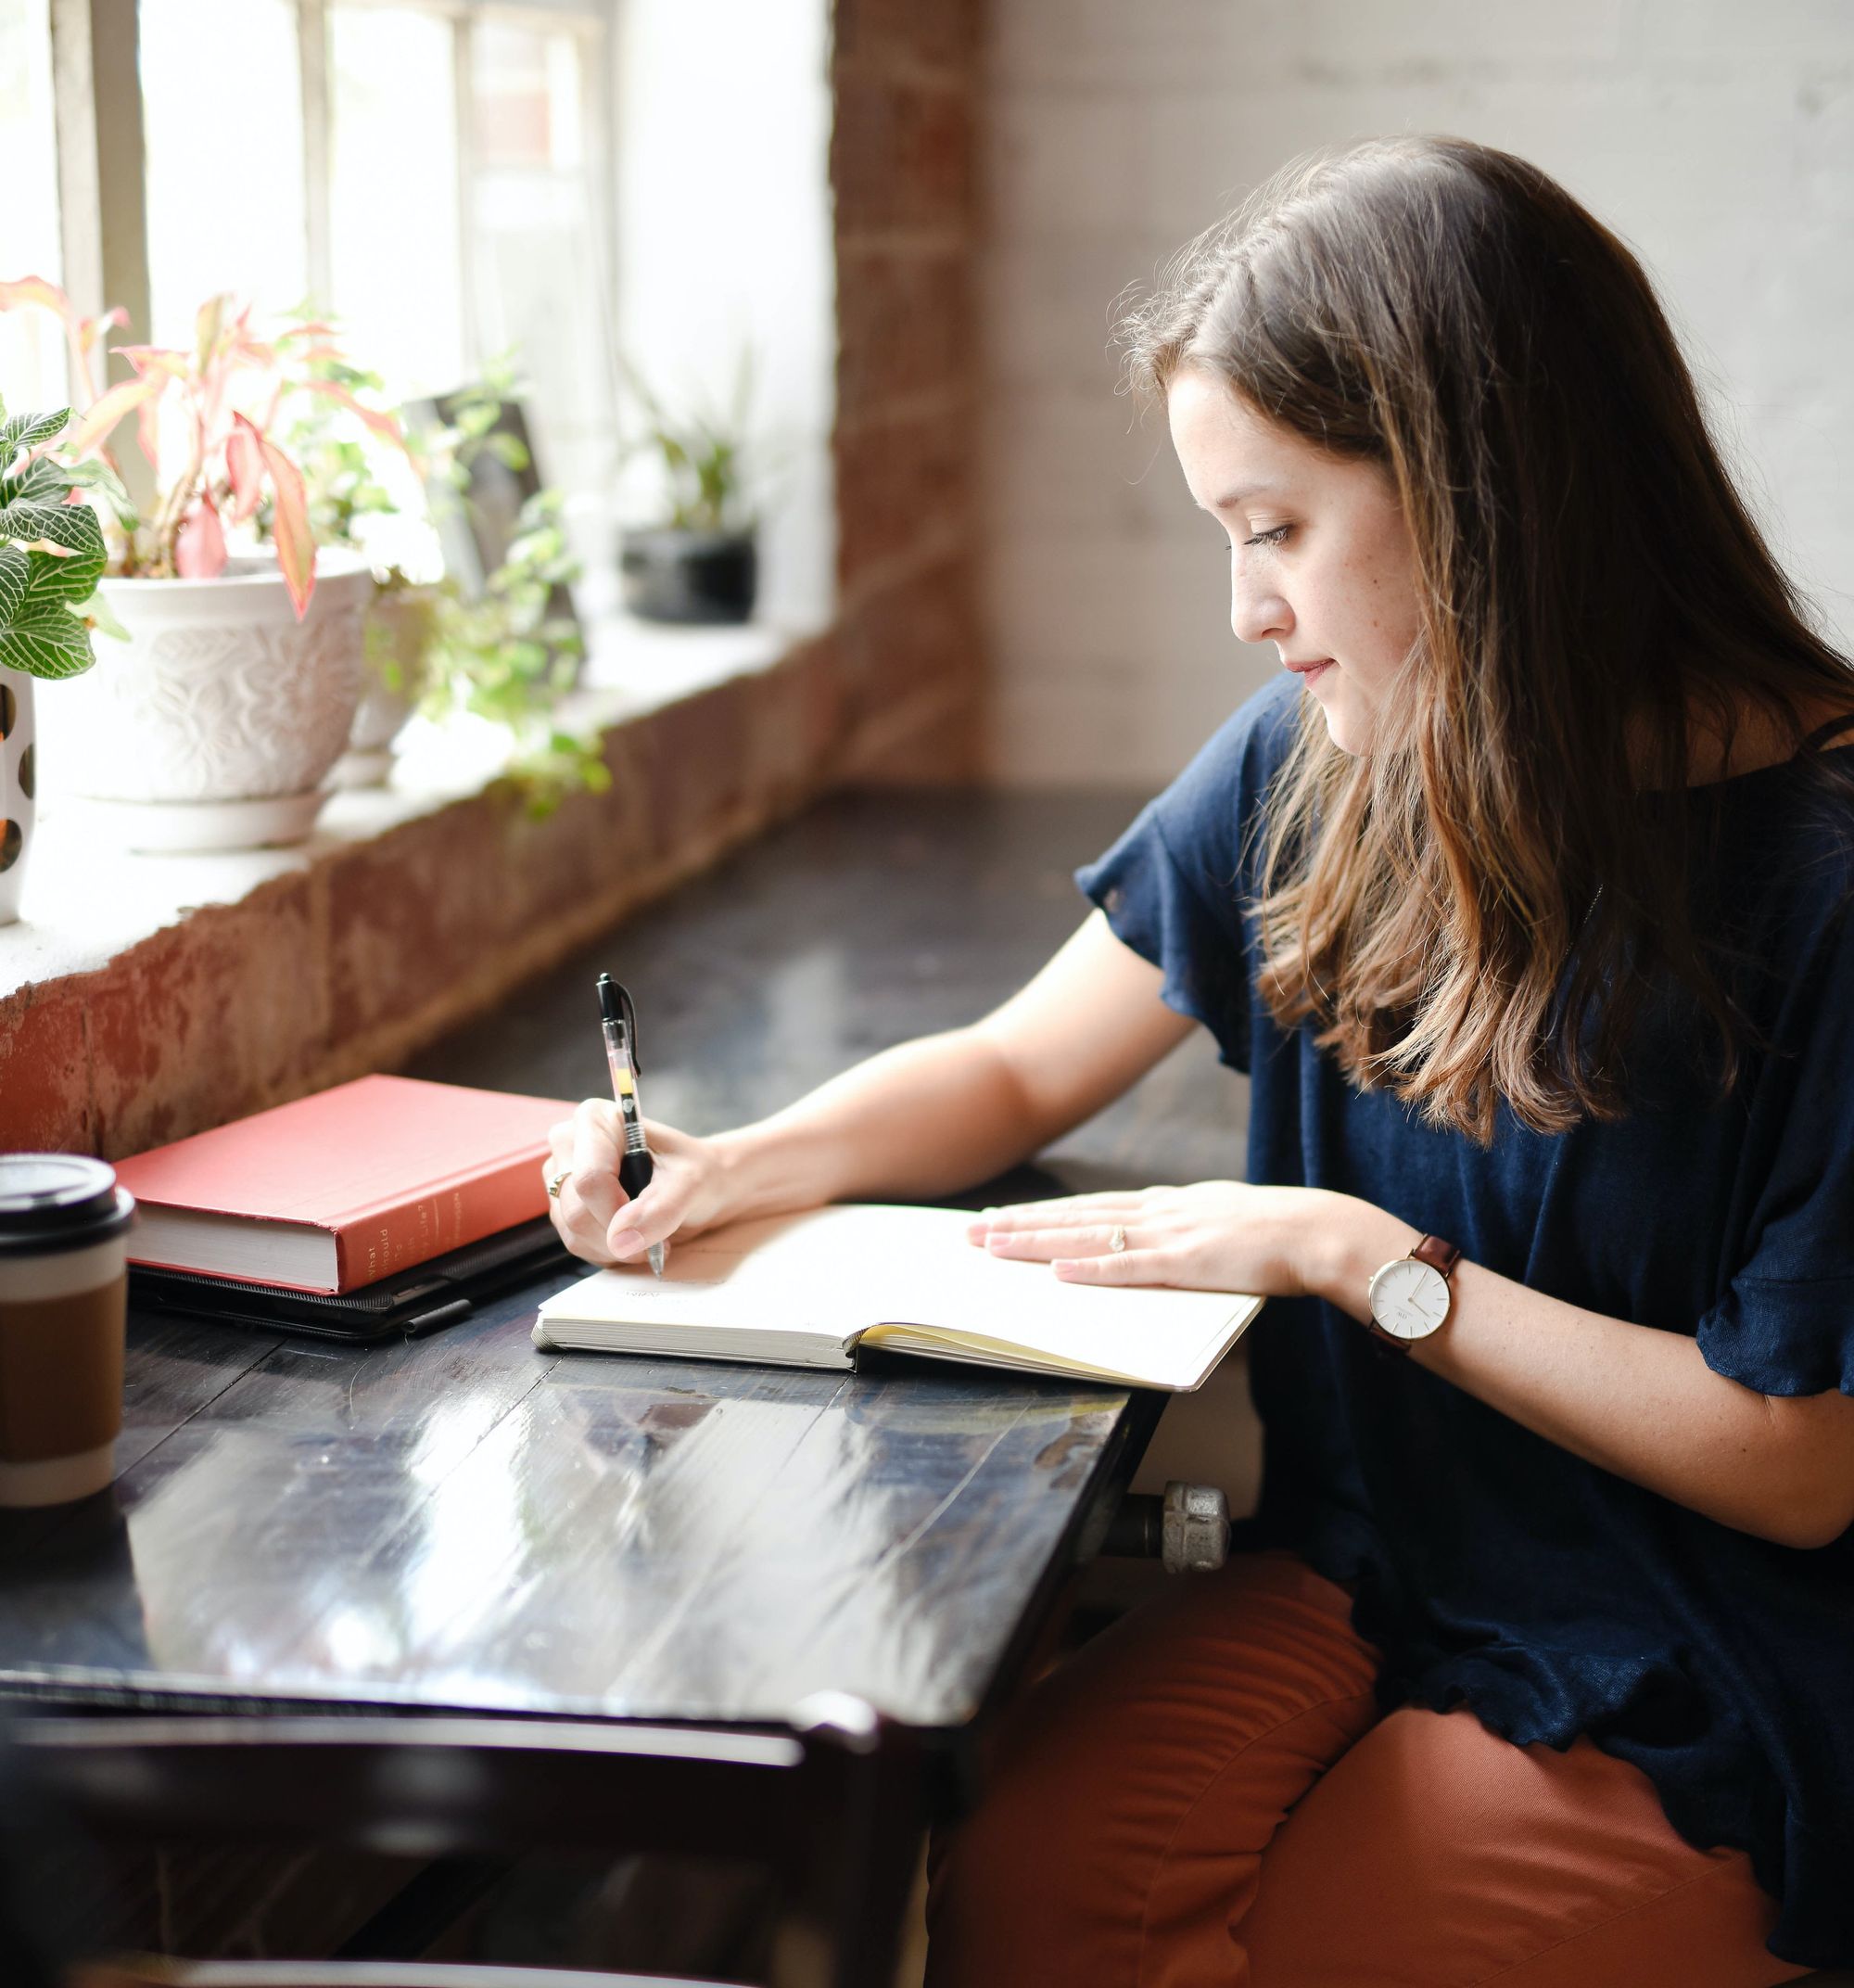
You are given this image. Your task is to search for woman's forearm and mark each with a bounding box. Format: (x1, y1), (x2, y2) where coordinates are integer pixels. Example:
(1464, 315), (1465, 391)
(600, 917), (1186, 1263)
(707, 1026), (1053, 1221)
(1310, 1199), (1854, 1551)
(700, 915), (1193, 1226)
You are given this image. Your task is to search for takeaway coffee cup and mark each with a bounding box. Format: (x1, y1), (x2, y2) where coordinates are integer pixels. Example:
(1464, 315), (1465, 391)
(0, 1154), (135, 1507)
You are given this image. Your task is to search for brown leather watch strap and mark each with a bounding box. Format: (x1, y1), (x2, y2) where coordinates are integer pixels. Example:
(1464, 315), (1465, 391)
(1411, 1234), (1462, 1278)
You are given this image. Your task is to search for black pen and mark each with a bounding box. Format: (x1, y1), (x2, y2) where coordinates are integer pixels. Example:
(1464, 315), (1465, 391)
(597, 973), (665, 1277)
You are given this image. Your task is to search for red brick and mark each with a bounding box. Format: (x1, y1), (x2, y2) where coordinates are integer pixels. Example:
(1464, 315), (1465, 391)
(324, 799), (514, 1046)
(498, 734), (655, 937)
(786, 637), (851, 786)
(835, 554), (983, 737)
(837, 248), (972, 420)
(834, 0), (983, 74)
(832, 75), (975, 236)
(0, 982), (95, 1153)
(739, 646), (832, 806)
(849, 692), (982, 783)
(89, 878), (326, 1156)
(834, 405), (971, 583)
(635, 675), (755, 860)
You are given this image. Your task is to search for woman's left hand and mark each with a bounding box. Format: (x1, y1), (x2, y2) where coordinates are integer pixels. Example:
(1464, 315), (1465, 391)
(967, 1181), (1352, 1298)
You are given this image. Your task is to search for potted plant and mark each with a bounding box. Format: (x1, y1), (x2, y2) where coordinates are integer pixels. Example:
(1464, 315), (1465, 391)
(418, 483), (607, 816)
(398, 368), (605, 812)
(616, 353), (759, 626)
(268, 330), (439, 789)
(0, 401), (109, 924)
(0, 278), (406, 850)
(288, 359), (606, 808)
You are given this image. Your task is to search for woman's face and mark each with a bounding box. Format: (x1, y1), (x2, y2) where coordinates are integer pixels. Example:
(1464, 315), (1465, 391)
(1167, 366), (1423, 755)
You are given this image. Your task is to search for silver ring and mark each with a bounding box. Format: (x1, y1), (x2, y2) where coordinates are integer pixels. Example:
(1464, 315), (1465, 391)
(1109, 1225), (1128, 1255)
(547, 1168), (570, 1200)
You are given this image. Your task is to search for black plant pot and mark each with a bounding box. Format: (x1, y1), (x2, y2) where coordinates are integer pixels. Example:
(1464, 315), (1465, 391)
(619, 527), (757, 626)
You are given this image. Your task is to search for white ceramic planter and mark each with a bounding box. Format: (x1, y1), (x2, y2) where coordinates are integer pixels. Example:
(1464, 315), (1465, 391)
(57, 551), (372, 850)
(0, 666), (35, 925)
(330, 584), (438, 789)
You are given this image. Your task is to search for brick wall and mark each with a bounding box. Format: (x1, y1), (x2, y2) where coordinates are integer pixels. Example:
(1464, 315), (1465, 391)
(831, 0), (986, 780)
(982, 0), (1854, 784)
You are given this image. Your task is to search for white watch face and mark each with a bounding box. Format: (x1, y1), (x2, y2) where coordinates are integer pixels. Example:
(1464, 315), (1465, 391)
(1367, 1257), (1451, 1341)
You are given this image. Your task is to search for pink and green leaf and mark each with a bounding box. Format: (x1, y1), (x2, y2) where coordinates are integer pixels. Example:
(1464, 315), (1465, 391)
(0, 274), (95, 403)
(76, 305), (128, 355)
(296, 378), (413, 455)
(112, 344), (190, 382)
(64, 373), (165, 458)
(224, 419), (265, 522)
(236, 414), (315, 617)
(173, 492), (227, 578)
(0, 274), (78, 320)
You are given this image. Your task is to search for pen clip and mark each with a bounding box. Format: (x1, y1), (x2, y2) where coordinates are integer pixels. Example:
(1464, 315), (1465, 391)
(599, 975), (642, 1076)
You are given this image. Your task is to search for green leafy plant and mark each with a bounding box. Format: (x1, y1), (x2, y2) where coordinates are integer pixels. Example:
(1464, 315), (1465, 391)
(418, 486), (608, 815)
(281, 354), (603, 815)
(0, 401), (115, 680)
(620, 350), (757, 534)
(274, 347), (406, 554)
(0, 276), (406, 617)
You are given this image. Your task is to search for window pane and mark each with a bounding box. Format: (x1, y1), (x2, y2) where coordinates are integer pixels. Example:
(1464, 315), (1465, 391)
(468, 22), (613, 499)
(329, 5), (466, 397)
(141, 0), (308, 346)
(474, 19), (583, 172)
(0, 0), (67, 412)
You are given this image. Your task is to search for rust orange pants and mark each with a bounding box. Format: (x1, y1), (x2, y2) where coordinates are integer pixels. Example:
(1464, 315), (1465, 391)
(924, 1551), (1808, 1988)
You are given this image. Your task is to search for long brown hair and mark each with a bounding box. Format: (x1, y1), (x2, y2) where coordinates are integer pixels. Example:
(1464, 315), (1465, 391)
(1117, 136), (1854, 1143)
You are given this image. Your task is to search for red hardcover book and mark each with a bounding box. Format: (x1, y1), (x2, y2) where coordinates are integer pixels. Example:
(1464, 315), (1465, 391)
(112, 1076), (575, 1294)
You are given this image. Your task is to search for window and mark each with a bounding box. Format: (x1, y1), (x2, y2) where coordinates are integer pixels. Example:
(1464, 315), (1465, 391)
(328, 6), (468, 398)
(465, 18), (615, 497)
(141, 0), (311, 350)
(0, 0), (66, 414)
(132, 0), (615, 515)
(8, 0), (832, 630)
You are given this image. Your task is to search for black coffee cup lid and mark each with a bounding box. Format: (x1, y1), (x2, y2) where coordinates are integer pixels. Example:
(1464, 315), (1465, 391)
(0, 1154), (136, 1255)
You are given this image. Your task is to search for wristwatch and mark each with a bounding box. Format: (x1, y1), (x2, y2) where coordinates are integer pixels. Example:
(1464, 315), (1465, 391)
(1365, 1234), (1462, 1354)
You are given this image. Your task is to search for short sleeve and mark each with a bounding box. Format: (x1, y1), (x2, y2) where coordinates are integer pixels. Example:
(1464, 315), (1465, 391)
(1076, 803), (1252, 1070)
(1694, 900), (1854, 1397)
(1073, 674), (1301, 1076)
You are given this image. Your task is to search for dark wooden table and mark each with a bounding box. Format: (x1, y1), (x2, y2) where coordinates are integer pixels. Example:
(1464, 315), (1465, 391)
(0, 787), (1253, 1969)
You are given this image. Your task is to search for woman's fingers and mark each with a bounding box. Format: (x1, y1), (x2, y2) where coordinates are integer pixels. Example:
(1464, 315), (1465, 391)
(541, 1099), (627, 1263)
(603, 1127), (701, 1262)
(605, 1192), (686, 1264)
(966, 1192), (1146, 1243)
(981, 1223), (1136, 1262)
(1052, 1246), (1174, 1284)
(544, 1107), (713, 1268)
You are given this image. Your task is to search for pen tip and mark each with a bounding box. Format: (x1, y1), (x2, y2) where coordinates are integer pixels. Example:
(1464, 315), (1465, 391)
(648, 1242), (666, 1279)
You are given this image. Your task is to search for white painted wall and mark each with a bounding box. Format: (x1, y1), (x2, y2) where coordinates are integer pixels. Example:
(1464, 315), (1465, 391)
(980, 0), (1854, 786)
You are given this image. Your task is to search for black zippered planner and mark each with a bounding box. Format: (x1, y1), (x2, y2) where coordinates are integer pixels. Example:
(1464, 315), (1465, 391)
(129, 1217), (576, 1343)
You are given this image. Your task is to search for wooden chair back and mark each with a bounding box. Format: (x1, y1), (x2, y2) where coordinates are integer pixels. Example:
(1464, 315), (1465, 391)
(7, 1699), (922, 1988)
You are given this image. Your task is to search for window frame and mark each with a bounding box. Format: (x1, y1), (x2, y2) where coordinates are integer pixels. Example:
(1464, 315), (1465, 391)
(47, 0), (619, 430)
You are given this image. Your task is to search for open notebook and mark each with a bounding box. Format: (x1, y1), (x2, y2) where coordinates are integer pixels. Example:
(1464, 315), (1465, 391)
(532, 1204), (1264, 1391)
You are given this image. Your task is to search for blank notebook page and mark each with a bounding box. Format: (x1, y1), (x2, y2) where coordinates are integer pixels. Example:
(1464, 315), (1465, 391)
(536, 1204), (1262, 1390)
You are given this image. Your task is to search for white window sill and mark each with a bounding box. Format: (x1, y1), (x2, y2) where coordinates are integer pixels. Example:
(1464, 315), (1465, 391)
(1, 611), (816, 1002)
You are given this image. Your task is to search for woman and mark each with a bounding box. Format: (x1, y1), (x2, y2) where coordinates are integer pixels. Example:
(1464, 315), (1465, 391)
(549, 138), (1854, 1982)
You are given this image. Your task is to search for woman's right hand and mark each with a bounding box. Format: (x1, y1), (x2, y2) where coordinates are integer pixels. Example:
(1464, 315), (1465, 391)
(543, 1098), (732, 1268)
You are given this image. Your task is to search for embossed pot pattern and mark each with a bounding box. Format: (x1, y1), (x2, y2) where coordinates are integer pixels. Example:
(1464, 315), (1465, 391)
(60, 554), (372, 804)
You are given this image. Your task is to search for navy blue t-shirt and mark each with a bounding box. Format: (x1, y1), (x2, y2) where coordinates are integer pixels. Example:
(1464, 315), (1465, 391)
(1076, 672), (1854, 1969)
